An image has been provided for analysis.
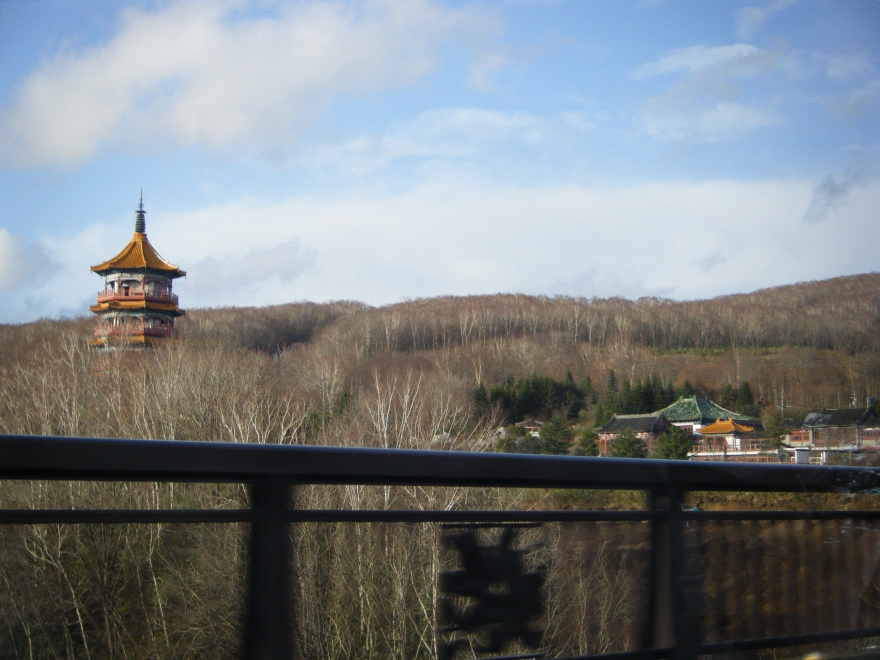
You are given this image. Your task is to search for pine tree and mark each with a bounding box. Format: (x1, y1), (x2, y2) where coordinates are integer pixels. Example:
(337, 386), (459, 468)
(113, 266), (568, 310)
(593, 402), (613, 427)
(606, 370), (618, 395)
(665, 382), (676, 407)
(609, 430), (648, 458)
(581, 376), (598, 405)
(737, 381), (758, 417)
(541, 415), (573, 455)
(574, 430), (600, 456)
(474, 383), (489, 415)
(762, 413), (788, 461)
(678, 379), (696, 398)
(720, 383), (736, 409)
(619, 379), (634, 413)
(652, 425), (692, 460)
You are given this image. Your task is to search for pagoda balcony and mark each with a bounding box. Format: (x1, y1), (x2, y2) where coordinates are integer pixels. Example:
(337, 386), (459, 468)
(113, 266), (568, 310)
(97, 290), (179, 305)
(94, 325), (178, 339)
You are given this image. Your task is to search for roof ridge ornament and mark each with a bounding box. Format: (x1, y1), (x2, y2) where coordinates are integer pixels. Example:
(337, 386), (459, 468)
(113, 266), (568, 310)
(135, 190), (146, 234)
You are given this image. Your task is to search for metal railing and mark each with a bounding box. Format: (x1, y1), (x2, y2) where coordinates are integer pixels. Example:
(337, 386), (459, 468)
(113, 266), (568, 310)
(2, 434), (880, 660)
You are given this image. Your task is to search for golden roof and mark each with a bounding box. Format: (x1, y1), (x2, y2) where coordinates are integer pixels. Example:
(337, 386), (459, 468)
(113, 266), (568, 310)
(91, 232), (185, 277)
(699, 418), (755, 435)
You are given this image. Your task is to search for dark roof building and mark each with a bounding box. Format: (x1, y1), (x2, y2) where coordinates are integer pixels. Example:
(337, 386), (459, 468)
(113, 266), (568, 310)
(594, 413), (670, 456)
(804, 408), (880, 428)
(595, 413), (670, 435)
(802, 407), (880, 449)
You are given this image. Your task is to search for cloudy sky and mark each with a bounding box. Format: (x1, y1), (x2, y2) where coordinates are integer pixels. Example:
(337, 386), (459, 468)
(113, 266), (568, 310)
(0, 0), (878, 322)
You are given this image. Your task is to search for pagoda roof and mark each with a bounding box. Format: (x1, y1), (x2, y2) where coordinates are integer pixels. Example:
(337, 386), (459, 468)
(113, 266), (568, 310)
(654, 396), (750, 423)
(91, 232), (185, 277)
(91, 195), (185, 277)
(699, 418), (755, 435)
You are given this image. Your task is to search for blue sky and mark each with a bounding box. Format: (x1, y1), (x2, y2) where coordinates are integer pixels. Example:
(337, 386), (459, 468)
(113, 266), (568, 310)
(0, 0), (878, 322)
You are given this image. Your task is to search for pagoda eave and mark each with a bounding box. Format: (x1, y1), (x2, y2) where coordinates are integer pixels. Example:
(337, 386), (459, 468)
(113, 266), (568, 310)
(89, 300), (184, 316)
(90, 265), (186, 279)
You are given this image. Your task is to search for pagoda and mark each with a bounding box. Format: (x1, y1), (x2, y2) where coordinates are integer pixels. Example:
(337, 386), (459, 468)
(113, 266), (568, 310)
(89, 194), (185, 348)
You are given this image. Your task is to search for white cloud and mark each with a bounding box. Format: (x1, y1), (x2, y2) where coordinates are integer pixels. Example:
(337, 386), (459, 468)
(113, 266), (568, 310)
(125, 179), (880, 307)
(468, 51), (509, 91)
(840, 78), (880, 115)
(735, 0), (798, 39)
(0, 0), (489, 167)
(0, 229), (57, 290)
(631, 44), (763, 80)
(303, 107), (570, 173)
(632, 43), (785, 143)
(6, 176), (879, 322)
(640, 102), (776, 143)
(188, 239), (316, 304)
(825, 53), (873, 82)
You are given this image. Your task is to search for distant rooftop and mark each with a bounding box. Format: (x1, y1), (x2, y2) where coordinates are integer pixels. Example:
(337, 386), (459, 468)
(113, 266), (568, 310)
(655, 397), (750, 423)
(595, 413), (668, 434)
(804, 408), (880, 428)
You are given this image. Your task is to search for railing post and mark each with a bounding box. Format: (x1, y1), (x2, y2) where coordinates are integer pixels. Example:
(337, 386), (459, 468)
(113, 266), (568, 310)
(244, 479), (293, 660)
(647, 489), (701, 660)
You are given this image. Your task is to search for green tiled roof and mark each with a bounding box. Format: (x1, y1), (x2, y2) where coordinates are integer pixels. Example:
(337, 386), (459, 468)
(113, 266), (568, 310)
(654, 397), (749, 423)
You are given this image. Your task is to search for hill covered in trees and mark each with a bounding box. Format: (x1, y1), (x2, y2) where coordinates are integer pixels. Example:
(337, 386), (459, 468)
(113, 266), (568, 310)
(1, 273), (879, 658)
(2, 272), (879, 446)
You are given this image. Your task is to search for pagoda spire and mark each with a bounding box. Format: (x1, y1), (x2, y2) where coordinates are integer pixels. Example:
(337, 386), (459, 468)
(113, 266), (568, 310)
(135, 190), (146, 234)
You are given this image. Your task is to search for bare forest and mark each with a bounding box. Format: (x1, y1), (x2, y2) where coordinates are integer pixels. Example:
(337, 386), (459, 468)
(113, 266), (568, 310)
(2, 273), (880, 658)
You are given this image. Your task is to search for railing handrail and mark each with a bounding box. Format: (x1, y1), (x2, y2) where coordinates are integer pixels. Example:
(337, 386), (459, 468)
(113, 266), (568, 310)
(4, 434), (880, 660)
(1, 434), (877, 492)
(96, 290), (178, 303)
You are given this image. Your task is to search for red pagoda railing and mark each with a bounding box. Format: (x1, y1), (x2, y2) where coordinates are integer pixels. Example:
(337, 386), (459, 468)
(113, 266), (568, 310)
(96, 290), (178, 305)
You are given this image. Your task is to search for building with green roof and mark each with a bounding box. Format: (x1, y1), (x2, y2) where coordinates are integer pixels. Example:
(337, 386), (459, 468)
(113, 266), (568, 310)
(653, 396), (754, 434)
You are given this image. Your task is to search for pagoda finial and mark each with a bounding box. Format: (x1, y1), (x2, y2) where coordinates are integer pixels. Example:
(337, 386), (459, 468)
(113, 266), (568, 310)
(135, 190), (146, 234)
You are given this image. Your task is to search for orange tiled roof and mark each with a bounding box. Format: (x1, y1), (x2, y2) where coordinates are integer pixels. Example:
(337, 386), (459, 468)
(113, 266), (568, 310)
(699, 418), (755, 435)
(91, 232), (185, 277)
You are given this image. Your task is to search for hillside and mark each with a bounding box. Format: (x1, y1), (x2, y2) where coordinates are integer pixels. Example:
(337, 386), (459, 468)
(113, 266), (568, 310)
(1, 273), (878, 444)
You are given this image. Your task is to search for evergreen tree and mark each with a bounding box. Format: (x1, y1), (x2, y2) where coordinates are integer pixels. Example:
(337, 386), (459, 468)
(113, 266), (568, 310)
(678, 379), (696, 398)
(651, 375), (665, 409)
(541, 415), (573, 455)
(762, 413), (788, 461)
(593, 402), (613, 427)
(574, 429), (600, 456)
(763, 413), (786, 440)
(608, 430), (648, 459)
(632, 380), (646, 413)
(473, 383), (489, 415)
(606, 370), (618, 396)
(499, 424), (544, 454)
(736, 381), (758, 417)
(581, 376), (598, 405)
(720, 383), (737, 409)
(665, 382), (676, 407)
(652, 425), (692, 460)
(619, 379), (634, 413)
